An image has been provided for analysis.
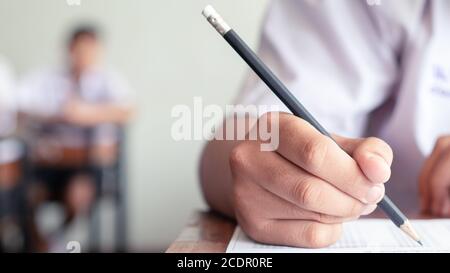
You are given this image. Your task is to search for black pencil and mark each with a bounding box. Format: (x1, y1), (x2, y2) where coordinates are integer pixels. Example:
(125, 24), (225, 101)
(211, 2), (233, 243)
(202, 5), (422, 245)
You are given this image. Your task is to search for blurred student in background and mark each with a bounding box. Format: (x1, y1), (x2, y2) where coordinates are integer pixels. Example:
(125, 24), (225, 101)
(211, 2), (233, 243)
(18, 26), (134, 251)
(0, 55), (25, 252)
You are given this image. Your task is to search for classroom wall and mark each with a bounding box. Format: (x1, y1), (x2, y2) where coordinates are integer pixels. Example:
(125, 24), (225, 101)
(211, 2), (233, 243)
(0, 0), (269, 251)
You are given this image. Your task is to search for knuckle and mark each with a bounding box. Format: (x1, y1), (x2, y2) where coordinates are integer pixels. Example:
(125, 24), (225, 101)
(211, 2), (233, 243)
(229, 144), (250, 174)
(301, 137), (328, 171)
(292, 179), (322, 208)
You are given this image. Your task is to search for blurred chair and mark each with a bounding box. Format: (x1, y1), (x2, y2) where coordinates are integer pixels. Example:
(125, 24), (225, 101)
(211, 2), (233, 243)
(0, 138), (30, 252)
(24, 124), (128, 252)
(88, 127), (127, 252)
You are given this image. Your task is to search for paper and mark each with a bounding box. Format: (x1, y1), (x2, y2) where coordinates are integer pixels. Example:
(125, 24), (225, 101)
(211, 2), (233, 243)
(227, 219), (450, 253)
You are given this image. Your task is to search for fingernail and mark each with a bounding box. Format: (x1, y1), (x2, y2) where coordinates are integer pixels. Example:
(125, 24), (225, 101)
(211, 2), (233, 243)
(361, 204), (377, 215)
(365, 185), (384, 203)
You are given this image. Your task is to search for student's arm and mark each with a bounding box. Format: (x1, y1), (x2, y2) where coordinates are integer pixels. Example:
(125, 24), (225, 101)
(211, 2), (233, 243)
(18, 100), (133, 128)
(63, 71), (135, 127)
(63, 100), (134, 127)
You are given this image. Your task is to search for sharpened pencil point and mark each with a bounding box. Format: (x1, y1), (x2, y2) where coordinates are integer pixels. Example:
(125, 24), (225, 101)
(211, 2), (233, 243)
(400, 220), (422, 245)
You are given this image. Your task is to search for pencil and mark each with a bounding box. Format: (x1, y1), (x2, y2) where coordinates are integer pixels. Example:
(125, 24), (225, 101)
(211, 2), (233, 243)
(202, 5), (422, 246)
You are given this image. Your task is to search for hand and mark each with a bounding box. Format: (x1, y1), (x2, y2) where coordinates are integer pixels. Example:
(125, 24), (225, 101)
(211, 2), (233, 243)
(419, 136), (450, 217)
(63, 99), (96, 126)
(229, 112), (392, 248)
(63, 99), (132, 126)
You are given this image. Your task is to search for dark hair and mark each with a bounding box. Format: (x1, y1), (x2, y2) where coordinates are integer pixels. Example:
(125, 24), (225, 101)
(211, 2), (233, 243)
(68, 25), (100, 46)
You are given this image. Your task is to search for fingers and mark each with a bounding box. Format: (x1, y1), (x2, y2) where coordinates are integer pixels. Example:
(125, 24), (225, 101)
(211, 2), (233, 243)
(428, 150), (450, 216)
(232, 155), (357, 248)
(230, 141), (371, 218)
(441, 199), (450, 217)
(419, 137), (450, 214)
(334, 135), (393, 184)
(419, 163), (432, 214)
(233, 177), (362, 224)
(275, 114), (385, 205)
(238, 216), (342, 248)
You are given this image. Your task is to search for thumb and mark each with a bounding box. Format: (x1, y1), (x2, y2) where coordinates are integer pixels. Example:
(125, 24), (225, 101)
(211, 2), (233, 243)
(333, 135), (393, 184)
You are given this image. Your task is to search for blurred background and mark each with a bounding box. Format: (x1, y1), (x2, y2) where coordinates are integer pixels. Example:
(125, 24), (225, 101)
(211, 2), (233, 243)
(0, 0), (269, 252)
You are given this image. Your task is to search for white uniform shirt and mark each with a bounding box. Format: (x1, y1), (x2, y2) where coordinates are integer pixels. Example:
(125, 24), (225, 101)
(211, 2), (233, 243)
(236, 0), (450, 210)
(19, 65), (132, 147)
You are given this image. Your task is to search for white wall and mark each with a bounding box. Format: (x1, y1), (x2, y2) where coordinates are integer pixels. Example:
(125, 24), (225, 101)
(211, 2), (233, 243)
(0, 0), (269, 251)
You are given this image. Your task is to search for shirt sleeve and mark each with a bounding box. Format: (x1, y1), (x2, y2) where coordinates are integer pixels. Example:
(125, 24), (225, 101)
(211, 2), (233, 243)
(235, 0), (404, 137)
(18, 70), (69, 117)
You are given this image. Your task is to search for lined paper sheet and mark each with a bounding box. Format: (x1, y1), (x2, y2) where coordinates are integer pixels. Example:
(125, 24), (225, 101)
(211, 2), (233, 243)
(227, 219), (450, 253)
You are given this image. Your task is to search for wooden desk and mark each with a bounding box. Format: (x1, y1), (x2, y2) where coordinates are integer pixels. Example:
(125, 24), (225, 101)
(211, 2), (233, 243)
(166, 211), (236, 253)
(167, 210), (425, 253)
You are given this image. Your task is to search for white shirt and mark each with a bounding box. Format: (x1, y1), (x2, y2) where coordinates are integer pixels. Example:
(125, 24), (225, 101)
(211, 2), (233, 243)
(19, 65), (133, 147)
(236, 0), (450, 211)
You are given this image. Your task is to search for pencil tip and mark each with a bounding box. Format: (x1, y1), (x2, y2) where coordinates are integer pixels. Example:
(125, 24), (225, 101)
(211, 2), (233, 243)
(400, 220), (423, 246)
